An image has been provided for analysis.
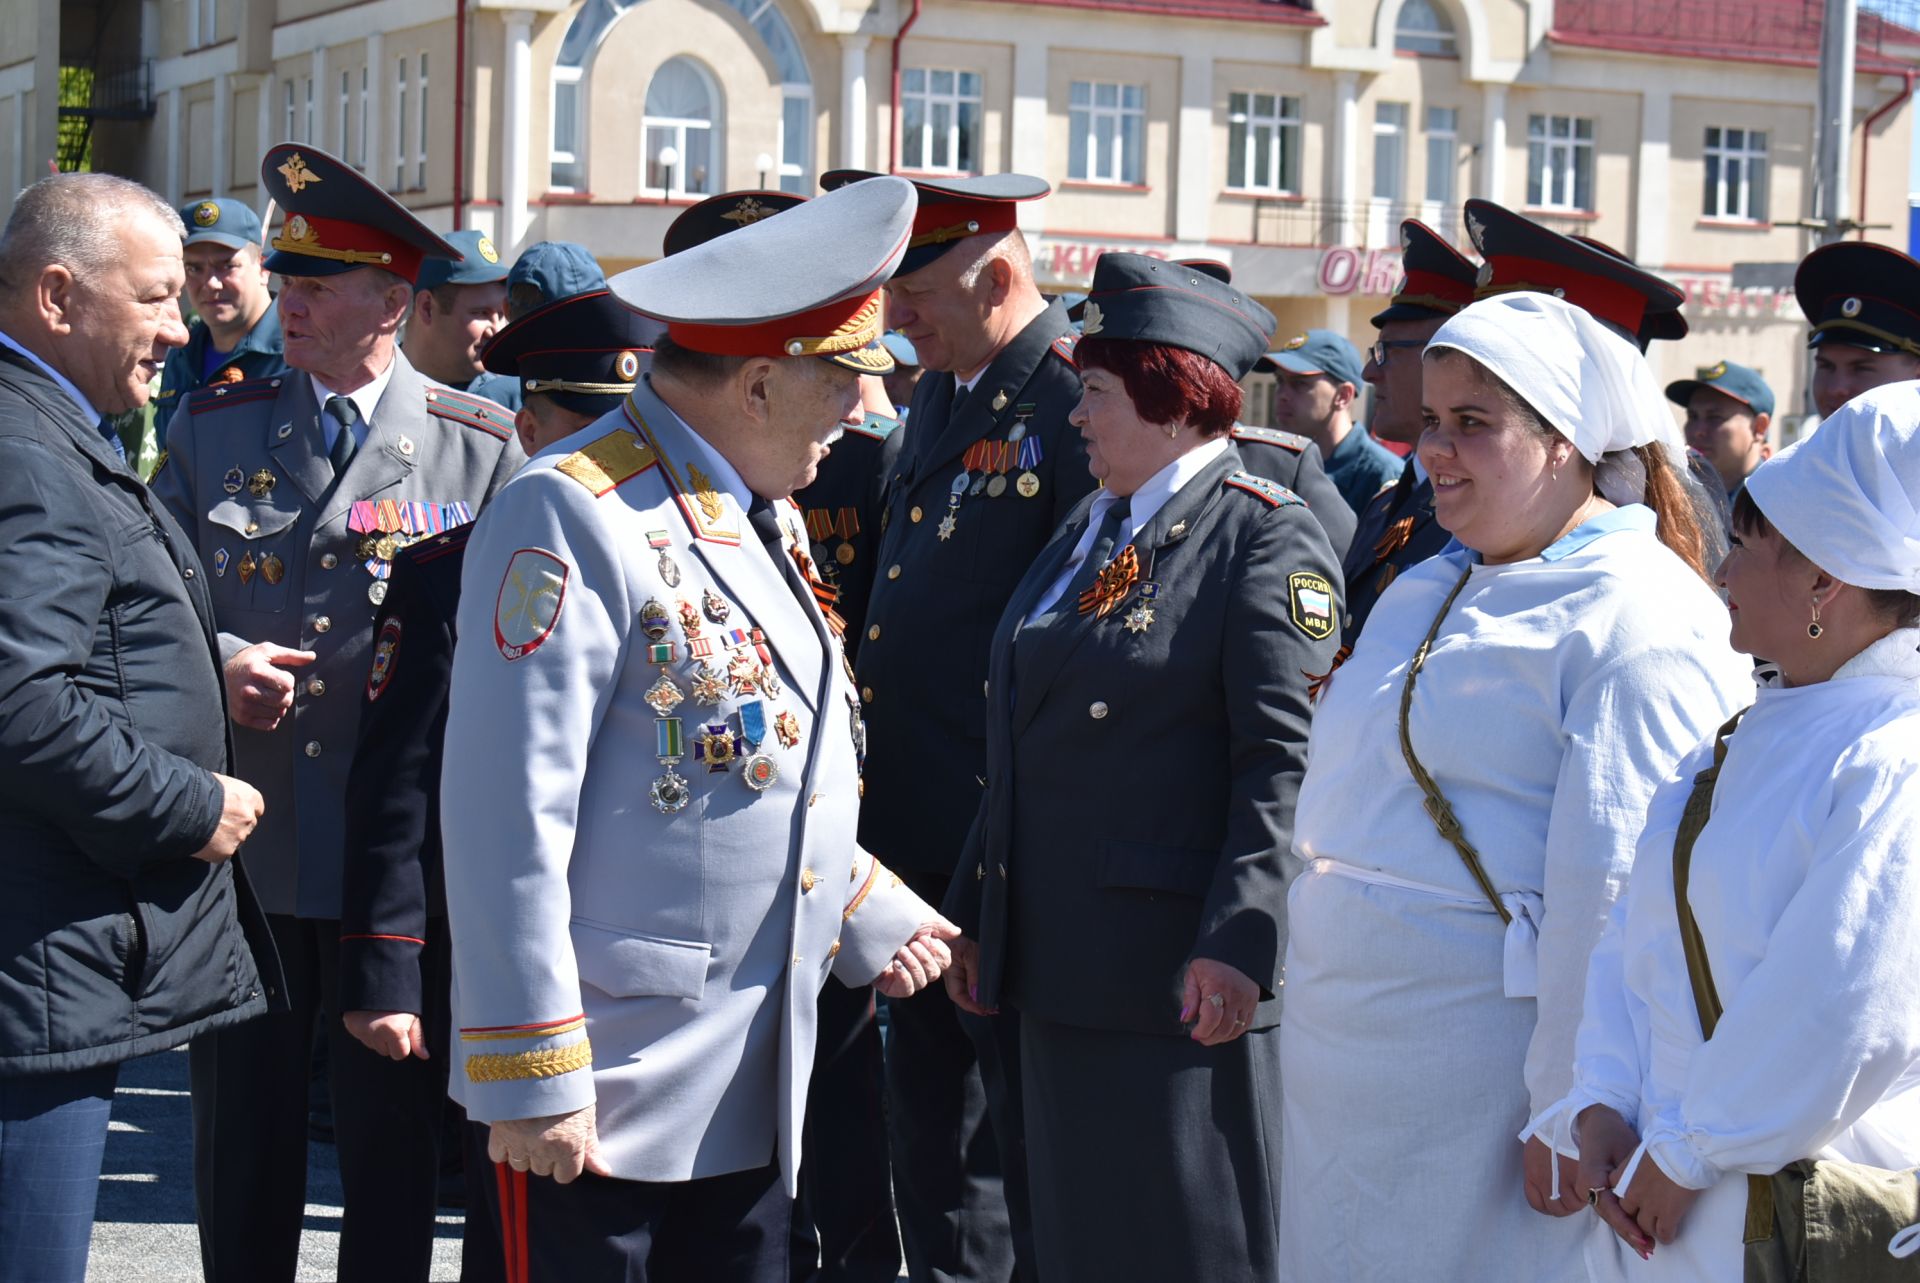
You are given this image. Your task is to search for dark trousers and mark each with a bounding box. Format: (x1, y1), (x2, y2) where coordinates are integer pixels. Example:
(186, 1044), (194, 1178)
(885, 870), (1035, 1283)
(0, 1063), (119, 1283)
(790, 981), (899, 1283)
(498, 1159), (790, 1283)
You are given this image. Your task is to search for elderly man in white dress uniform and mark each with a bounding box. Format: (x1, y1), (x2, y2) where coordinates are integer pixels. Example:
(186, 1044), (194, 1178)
(439, 175), (957, 1283)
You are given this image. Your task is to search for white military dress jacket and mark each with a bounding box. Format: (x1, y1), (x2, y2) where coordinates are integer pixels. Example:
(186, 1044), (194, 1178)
(441, 378), (932, 1192)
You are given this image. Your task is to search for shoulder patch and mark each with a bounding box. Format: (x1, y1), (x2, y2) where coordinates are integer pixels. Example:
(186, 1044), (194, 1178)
(184, 376), (285, 413)
(1223, 470), (1304, 508)
(494, 548), (570, 660)
(843, 412), (901, 442)
(555, 429), (658, 497)
(1050, 333), (1079, 363)
(1288, 570), (1337, 640)
(424, 387), (514, 440)
(1231, 424), (1310, 453)
(366, 616), (403, 702)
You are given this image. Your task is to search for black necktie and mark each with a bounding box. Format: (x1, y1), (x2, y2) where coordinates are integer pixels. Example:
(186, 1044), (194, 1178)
(1034, 498), (1131, 628)
(324, 396), (359, 476)
(747, 497), (825, 619)
(949, 381), (971, 422)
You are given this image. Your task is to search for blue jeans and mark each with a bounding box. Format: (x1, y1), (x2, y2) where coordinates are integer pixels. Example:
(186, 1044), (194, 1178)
(0, 1064), (119, 1283)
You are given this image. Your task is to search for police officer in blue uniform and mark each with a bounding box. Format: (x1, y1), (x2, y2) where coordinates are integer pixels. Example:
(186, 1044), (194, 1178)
(155, 197), (288, 442)
(1262, 329), (1402, 517)
(661, 188), (906, 1282)
(823, 168), (1093, 1283)
(467, 240), (612, 410)
(1793, 240), (1920, 420)
(1341, 219), (1478, 644)
(335, 288), (657, 1283)
(153, 144), (525, 1283)
(402, 228), (510, 400)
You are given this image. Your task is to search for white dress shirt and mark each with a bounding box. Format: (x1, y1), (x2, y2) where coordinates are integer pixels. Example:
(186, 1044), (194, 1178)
(310, 357), (397, 453)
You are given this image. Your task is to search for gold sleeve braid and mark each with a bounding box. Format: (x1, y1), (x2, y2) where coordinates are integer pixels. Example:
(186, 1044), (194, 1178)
(465, 1040), (594, 1083)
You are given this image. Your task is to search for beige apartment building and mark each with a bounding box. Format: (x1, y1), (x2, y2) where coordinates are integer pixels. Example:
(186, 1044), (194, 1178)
(10, 0), (1920, 418)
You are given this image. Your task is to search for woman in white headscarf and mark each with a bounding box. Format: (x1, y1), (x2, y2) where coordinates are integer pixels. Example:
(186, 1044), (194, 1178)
(1277, 293), (1752, 1280)
(1531, 383), (1920, 1281)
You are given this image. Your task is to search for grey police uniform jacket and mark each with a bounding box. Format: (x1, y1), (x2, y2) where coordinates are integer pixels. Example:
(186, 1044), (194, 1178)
(440, 381), (932, 1194)
(944, 447), (1343, 1034)
(151, 352), (524, 918)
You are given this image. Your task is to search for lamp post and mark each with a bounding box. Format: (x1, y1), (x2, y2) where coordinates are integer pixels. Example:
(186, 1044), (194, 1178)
(756, 151), (775, 190)
(658, 144), (680, 203)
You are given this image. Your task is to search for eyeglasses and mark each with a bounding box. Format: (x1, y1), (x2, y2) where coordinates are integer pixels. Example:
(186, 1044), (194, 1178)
(1368, 339), (1427, 366)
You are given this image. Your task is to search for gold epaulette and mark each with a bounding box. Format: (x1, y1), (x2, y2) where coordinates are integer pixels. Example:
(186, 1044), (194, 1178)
(555, 430), (659, 497)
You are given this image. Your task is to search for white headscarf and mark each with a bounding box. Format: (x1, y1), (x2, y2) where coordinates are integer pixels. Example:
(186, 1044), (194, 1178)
(1425, 292), (1687, 473)
(1744, 381), (1920, 593)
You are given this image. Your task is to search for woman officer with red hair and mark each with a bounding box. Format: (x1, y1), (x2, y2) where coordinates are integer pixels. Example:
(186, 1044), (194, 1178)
(940, 252), (1343, 1282)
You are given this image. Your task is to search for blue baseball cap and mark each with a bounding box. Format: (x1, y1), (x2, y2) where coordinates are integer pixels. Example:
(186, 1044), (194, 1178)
(413, 230), (509, 292)
(1259, 329), (1365, 388)
(506, 241), (606, 314)
(181, 198), (263, 251)
(1665, 360), (1775, 418)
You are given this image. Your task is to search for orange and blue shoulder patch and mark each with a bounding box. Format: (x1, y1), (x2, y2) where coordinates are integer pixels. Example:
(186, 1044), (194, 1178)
(554, 430), (658, 497)
(425, 386), (513, 440)
(1050, 333), (1079, 363)
(1223, 470), (1303, 508)
(844, 412), (901, 442)
(185, 376), (283, 414)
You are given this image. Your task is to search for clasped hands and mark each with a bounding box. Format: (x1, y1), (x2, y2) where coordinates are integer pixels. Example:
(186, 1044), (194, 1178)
(1522, 1106), (1703, 1260)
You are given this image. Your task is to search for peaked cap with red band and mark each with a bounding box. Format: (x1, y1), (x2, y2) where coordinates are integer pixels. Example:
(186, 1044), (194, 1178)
(662, 190), (806, 258)
(1371, 219), (1478, 328)
(260, 143), (459, 285)
(1464, 198), (1686, 350)
(1795, 241), (1920, 359)
(821, 170), (1049, 276)
(609, 175), (916, 375)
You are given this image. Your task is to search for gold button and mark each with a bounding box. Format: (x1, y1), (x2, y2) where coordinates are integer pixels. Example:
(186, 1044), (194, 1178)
(910, 506), (923, 523)
(306, 678), (326, 696)
(867, 625), (880, 642)
(1089, 701), (1109, 719)
(887, 564), (901, 580)
(828, 940), (841, 958)
(245, 521), (259, 535)
(314, 615), (332, 634)
(320, 553), (338, 569)
(801, 870), (818, 892)
(304, 740), (322, 757)
(792, 954), (803, 966)
(861, 686), (874, 702)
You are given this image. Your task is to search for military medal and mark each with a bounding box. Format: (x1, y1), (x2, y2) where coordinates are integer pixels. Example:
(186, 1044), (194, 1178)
(247, 468), (277, 497)
(261, 554), (285, 586)
(1123, 604), (1154, 633)
(846, 692), (868, 776)
(1014, 436), (1043, 499)
(701, 588), (731, 624)
(991, 389), (1009, 412)
(237, 551), (257, 584)
(645, 671), (686, 715)
(646, 641), (677, 667)
(659, 551), (681, 587)
(213, 548), (230, 577)
(640, 599), (672, 641)
(737, 701), (777, 792)
(690, 665), (730, 705)
(677, 599), (703, 638)
(938, 470), (968, 541)
(368, 580), (387, 605)
(222, 467), (245, 495)
(694, 723), (739, 773)
(727, 653), (760, 695)
(650, 718), (691, 813)
(774, 709), (802, 749)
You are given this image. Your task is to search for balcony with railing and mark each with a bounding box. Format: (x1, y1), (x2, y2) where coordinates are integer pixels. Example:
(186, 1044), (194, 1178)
(1241, 199), (1617, 250)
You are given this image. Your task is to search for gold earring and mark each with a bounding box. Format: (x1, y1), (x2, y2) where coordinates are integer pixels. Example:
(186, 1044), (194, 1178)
(1808, 601), (1824, 640)
(1165, 424), (1180, 441)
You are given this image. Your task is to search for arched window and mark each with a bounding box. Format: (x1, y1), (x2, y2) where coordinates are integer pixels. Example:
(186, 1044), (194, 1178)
(1395, 0), (1458, 57)
(644, 58), (719, 197)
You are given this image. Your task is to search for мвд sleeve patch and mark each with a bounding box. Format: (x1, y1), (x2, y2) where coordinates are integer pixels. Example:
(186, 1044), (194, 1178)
(366, 617), (403, 700)
(494, 548), (570, 660)
(1288, 570), (1336, 640)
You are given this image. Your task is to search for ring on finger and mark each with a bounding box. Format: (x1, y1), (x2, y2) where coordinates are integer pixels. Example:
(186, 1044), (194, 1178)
(1231, 1017), (1247, 1027)
(1586, 1186), (1607, 1207)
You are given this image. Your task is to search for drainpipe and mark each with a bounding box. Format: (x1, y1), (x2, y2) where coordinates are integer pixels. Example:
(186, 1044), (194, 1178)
(454, 0), (468, 228)
(1857, 68), (1914, 241)
(889, 0), (921, 174)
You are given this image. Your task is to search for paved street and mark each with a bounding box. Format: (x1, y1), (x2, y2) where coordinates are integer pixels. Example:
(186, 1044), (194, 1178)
(87, 1047), (465, 1282)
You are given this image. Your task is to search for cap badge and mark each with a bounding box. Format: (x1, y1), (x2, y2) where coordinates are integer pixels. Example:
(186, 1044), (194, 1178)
(721, 197), (779, 227)
(193, 201), (221, 227)
(617, 350), (641, 382)
(1476, 262), (1494, 288)
(1080, 302), (1105, 335)
(1841, 297), (1863, 318)
(1706, 361), (1728, 379)
(1283, 333), (1308, 351)
(284, 214), (317, 246)
(477, 236), (500, 265)
(277, 153), (322, 194)
(1466, 211), (1487, 250)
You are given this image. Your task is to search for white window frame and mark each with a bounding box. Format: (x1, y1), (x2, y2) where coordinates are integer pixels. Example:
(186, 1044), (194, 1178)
(1373, 102), (1408, 203)
(900, 68), (982, 175)
(1526, 113), (1595, 212)
(415, 54), (429, 189)
(1703, 125), (1768, 222)
(1424, 105), (1458, 207)
(303, 76), (314, 148)
(777, 84), (811, 195)
(1225, 91), (1302, 194)
(283, 79), (296, 141)
(1068, 80), (1146, 186)
(358, 67), (369, 170)
(550, 64), (585, 192)
(641, 60), (720, 200)
(394, 57), (409, 192)
(190, 0), (217, 49)
(339, 70), (350, 165)
(1394, 0), (1459, 56)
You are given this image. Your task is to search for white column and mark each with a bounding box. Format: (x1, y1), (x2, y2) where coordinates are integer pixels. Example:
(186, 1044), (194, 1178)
(1009, 39), (1047, 232)
(502, 10), (534, 251)
(1480, 82), (1507, 208)
(163, 88), (182, 202)
(212, 72), (231, 196)
(839, 35), (869, 171)
(310, 46), (329, 151)
(1174, 51), (1212, 245)
(365, 31), (385, 181)
(1633, 88), (1671, 267)
(1331, 71), (1358, 245)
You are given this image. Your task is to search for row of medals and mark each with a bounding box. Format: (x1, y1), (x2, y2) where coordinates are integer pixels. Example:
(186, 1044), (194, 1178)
(220, 465), (399, 604)
(936, 415), (1044, 542)
(640, 548), (797, 815)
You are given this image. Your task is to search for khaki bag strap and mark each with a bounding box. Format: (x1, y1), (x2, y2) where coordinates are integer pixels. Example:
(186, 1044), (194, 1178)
(1670, 710), (1776, 1243)
(1398, 563), (1510, 925)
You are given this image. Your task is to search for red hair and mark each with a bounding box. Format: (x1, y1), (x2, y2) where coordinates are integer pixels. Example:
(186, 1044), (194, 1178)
(1074, 337), (1243, 437)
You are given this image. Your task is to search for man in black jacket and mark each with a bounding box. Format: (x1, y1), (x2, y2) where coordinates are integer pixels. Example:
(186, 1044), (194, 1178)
(0, 173), (277, 1283)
